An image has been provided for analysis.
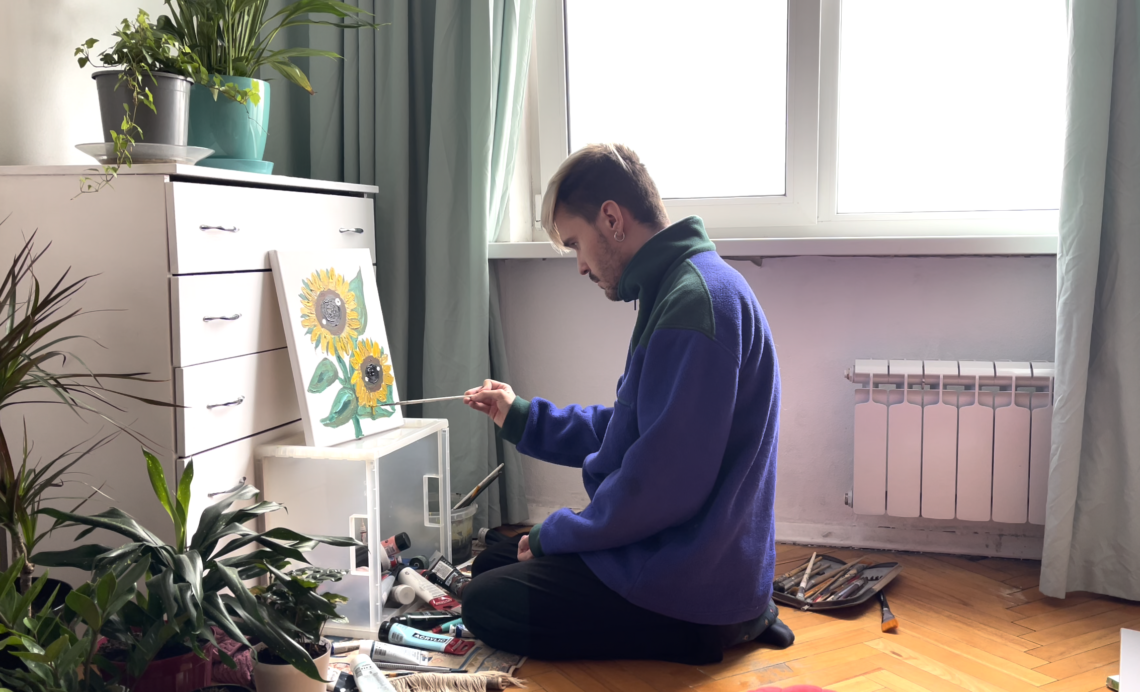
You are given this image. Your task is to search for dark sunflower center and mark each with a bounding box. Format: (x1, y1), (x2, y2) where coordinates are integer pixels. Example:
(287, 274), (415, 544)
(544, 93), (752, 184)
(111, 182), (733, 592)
(315, 289), (347, 336)
(360, 356), (384, 392)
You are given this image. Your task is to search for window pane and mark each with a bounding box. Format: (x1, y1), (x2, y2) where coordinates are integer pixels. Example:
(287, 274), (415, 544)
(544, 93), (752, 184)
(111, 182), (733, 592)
(565, 0), (787, 199)
(836, 1), (1067, 213)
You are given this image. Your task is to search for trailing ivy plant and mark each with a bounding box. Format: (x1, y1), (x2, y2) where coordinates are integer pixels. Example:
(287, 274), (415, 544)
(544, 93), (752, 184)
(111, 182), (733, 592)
(73, 10), (213, 194)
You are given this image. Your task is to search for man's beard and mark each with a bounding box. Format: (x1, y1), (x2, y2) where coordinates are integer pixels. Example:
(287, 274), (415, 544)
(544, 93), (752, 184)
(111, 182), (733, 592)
(591, 226), (625, 302)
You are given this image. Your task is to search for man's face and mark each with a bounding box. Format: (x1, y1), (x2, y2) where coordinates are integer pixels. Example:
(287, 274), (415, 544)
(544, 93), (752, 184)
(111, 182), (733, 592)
(554, 209), (626, 302)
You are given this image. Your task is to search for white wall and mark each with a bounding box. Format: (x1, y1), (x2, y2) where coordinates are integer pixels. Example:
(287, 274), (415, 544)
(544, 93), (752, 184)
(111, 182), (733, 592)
(0, 0), (166, 166)
(496, 254), (1057, 558)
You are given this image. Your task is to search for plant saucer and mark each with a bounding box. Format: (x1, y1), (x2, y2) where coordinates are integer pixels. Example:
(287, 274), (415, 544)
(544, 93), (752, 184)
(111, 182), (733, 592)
(76, 142), (215, 165)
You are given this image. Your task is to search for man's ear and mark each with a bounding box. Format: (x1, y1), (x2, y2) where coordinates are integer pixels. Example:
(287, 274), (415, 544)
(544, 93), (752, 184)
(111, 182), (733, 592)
(599, 200), (623, 233)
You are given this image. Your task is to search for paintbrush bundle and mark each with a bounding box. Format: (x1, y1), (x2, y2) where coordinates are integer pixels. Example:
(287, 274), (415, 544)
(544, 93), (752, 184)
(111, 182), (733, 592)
(391, 672), (527, 691)
(771, 553), (903, 612)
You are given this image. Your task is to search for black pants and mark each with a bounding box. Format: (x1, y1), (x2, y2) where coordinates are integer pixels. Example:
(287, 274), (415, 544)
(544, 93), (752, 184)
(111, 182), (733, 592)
(460, 535), (779, 665)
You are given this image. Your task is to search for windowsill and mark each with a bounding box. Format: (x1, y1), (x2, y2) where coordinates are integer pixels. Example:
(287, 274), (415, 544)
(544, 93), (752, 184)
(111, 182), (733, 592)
(489, 234), (1058, 259)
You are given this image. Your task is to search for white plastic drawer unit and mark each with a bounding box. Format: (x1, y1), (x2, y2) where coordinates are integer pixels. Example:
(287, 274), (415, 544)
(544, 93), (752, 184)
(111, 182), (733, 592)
(256, 419), (452, 638)
(171, 271), (286, 367)
(175, 348), (300, 457)
(165, 181), (375, 274)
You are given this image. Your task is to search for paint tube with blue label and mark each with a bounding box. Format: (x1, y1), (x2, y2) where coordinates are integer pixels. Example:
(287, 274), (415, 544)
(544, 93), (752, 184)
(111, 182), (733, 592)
(446, 624), (476, 639)
(378, 621), (475, 655)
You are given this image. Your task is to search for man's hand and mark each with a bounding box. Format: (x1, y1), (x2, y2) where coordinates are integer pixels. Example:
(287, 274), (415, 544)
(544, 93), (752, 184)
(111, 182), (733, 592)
(517, 534), (534, 562)
(464, 379), (516, 428)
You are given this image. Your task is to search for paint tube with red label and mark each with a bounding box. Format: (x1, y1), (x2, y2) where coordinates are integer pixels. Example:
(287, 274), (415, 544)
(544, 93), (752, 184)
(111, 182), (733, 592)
(426, 554), (471, 600)
(380, 532), (411, 571)
(378, 621), (475, 655)
(395, 566), (458, 611)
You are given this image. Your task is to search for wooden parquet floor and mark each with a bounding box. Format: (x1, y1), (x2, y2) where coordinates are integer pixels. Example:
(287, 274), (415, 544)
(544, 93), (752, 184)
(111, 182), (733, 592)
(514, 543), (1135, 692)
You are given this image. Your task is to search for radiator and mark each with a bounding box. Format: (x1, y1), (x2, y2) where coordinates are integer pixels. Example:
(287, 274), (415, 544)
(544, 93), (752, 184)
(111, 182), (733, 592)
(850, 360), (1054, 524)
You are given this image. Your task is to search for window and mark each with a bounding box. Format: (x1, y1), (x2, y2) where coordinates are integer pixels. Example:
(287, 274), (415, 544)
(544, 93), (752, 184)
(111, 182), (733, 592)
(530, 0), (1068, 248)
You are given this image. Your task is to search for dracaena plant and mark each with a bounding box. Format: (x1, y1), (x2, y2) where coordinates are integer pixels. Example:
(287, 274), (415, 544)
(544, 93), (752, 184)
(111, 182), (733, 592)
(156, 0), (385, 96)
(33, 449), (364, 682)
(0, 230), (172, 593)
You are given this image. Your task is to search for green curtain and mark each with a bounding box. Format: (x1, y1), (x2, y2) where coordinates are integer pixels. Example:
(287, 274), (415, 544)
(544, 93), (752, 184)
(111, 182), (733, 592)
(263, 0), (534, 528)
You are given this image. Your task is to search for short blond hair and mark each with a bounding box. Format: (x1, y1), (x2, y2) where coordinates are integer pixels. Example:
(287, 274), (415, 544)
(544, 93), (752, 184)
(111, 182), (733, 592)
(540, 144), (668, 248)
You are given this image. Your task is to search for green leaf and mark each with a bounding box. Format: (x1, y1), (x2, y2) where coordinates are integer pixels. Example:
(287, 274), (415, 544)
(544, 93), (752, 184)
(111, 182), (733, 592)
(348, 268), (368, 334)
(176, 459), (193, 548)
(307, 359), (339, 394)
(65, 591), (101, 630)
(358, 386), (396, 420)
(96, 570), (117, 610)
(144, 450), (176, 526)
(321, 387), (358, 428)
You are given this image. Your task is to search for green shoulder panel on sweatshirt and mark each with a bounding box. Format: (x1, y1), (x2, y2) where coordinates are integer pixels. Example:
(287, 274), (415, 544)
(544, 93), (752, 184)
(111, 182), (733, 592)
(634, 259), (716, 350)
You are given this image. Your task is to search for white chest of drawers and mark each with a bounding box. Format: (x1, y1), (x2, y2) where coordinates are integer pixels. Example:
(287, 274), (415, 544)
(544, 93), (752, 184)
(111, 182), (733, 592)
(0, 165), (377, 549)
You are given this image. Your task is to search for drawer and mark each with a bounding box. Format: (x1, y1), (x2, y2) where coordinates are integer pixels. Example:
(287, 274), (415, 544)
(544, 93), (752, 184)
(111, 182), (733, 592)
(179, 420), (303, 539)
(172, 272), (286, 367)
(166, 182), (375, 274)
(175, 348), (300, 457)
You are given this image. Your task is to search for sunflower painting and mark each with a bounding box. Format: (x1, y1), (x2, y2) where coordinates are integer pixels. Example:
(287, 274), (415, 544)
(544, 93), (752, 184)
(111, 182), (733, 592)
(271, 249), (403, 446)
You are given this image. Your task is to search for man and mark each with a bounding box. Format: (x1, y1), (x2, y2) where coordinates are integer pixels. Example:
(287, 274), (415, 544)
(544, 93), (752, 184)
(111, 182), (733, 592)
(460, 144), (792, 664)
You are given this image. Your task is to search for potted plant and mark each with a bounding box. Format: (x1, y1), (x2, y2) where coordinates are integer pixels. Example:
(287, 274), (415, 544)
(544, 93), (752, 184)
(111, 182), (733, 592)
(250, 565), (349, 692)
(74, 10), (209, 192)
(0, 231), (174, 594)
(0, 554), (148, 692)
(157, 0), (385, 173)
(33, 449), (363, 689)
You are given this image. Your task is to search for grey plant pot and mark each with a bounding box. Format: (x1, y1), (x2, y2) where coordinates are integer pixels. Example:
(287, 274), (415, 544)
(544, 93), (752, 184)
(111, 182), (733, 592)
(93, 70), (193, 146)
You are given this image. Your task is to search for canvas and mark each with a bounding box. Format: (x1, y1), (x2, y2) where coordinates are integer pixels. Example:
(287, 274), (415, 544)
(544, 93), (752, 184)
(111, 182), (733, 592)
(270, 249), (403, 446)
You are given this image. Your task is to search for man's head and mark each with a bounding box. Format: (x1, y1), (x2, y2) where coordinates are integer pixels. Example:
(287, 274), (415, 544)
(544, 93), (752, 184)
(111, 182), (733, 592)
(541, 144), (669, 301)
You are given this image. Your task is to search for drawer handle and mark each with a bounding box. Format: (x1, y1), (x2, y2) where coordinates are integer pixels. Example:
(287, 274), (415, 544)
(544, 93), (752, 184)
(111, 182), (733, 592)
(200, 225), (240, 232)
(206, 395), (245, 410)
(202, 313), (242, 322)
(339, 227), (365, 234)
(208, 477), (247, 498)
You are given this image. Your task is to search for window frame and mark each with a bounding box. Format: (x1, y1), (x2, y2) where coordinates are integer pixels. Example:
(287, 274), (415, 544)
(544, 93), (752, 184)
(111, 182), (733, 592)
(521, 0), (1060, 254)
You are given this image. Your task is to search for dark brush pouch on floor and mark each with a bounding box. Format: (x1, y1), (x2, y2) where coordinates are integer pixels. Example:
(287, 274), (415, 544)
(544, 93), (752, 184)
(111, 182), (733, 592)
(772, 555), (903, 611)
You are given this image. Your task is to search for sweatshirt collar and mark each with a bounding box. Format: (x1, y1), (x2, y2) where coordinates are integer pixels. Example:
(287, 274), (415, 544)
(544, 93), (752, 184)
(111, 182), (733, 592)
(617, 216), (716, 304)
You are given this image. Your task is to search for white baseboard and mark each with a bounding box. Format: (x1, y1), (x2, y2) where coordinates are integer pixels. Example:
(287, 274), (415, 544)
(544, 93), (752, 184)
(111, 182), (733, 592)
(775, 520), (1044, 560)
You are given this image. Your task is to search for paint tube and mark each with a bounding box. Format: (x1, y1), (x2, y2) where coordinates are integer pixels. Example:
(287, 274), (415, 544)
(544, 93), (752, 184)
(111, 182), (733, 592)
(396, 566), (457, 610)
(350, 654), (398, 692)
(390, 584), (416, 605)
(380, 573), (396, 606)
(427, 554), (471, 600)
(447, 624), (476, 639)
(378, 621), (475, 655)
(430, 617), (464, 634)
(389, 611), (462, 631)
(380, 532), (411, 570)
(359, 640), (435, 667)
(478, 527), (509, 546)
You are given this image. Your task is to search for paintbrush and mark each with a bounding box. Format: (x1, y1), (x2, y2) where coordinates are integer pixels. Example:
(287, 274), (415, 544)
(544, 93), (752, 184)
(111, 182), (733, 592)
(812, 564), (868, 602)
(453, 463), (506, 511)
(879, 591), (898, 632)
(804, 564), (857, 600)
(776, 560), (828, 592)
(775, 560), (812, 583)
(379, 395), (469, 407)
(796, 552), (816, 599)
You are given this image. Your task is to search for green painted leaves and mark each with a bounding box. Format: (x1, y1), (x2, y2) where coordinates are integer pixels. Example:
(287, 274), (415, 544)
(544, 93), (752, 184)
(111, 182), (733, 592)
(308, 359), (339, 393)
(321, 387), (358, 428)
(349, 269), (368, 334)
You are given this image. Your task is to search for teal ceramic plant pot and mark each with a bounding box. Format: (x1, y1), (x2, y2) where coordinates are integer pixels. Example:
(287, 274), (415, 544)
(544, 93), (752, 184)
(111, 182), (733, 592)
(188, 75), (272, 172)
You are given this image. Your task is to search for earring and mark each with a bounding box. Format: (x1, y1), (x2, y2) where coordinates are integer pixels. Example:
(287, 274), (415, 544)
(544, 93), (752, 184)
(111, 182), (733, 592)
(614, 230), (626, 242)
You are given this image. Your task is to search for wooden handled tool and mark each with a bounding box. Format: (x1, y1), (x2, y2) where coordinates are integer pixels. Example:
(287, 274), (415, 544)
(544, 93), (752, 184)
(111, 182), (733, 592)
(777, 560), (828, 592)
(796, 553), (816, 599)
(879, 591), (898, 632)
(812, 564), (868, 602)
(379, 394), (468, 407)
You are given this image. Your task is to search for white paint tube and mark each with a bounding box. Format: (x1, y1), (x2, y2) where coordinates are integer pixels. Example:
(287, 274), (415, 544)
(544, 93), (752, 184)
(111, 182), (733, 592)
(380, 573), (396, 606)
(447, 624), (477, 639)
(350, 654), (398, 692)
(396, 566), (458, 610)
(391, 584), (416, 605)
(359, 640), (435, 667)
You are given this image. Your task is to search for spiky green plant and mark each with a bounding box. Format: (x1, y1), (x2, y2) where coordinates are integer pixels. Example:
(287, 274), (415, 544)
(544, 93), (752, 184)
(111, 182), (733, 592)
(0, 230), (172, 590)
(157, 0), (386, 95)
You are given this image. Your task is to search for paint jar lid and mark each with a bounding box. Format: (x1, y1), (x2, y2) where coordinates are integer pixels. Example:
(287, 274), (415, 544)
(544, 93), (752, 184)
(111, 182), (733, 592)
(377, 620), (393, 641)
(394, 532), (411, 551)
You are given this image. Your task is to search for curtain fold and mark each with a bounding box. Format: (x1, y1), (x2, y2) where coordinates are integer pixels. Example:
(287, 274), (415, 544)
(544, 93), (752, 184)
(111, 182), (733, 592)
(263, 0), (534, 528)
(1041, 0), (1140, 599)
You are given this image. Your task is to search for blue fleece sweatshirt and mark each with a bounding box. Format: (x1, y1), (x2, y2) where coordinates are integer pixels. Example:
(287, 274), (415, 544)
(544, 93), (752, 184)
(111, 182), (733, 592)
(500, 216), (780, 625)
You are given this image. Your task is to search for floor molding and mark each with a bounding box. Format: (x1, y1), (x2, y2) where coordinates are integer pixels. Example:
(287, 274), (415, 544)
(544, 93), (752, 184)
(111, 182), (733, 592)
(776, 520), (1045, 559)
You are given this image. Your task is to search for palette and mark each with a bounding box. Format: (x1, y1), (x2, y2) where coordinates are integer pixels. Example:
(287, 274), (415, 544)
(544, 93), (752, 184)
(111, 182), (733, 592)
(771, 554), (902, 611)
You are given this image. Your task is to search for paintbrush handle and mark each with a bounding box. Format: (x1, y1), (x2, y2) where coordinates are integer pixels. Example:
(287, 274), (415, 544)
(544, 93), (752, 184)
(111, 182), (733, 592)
(796, 552), (817, 598)
(379, 395), (469, 407)
(805, 566), (852, 599)
(452, 463), (506, 511)
(776, 560), (811, 583)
